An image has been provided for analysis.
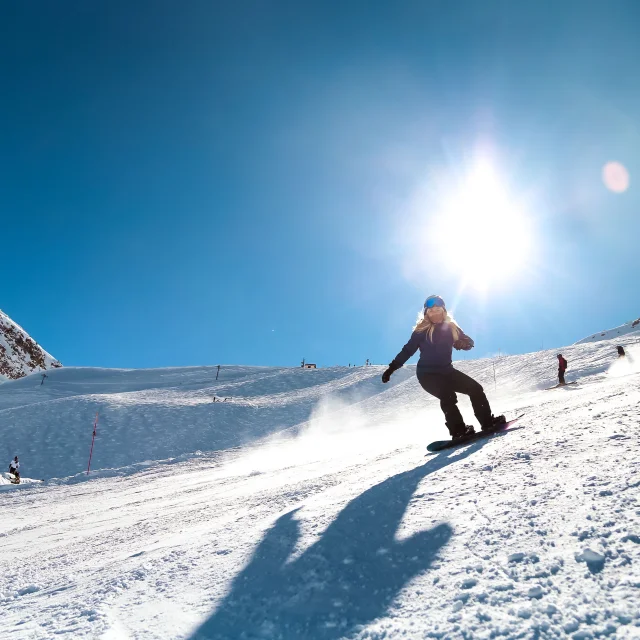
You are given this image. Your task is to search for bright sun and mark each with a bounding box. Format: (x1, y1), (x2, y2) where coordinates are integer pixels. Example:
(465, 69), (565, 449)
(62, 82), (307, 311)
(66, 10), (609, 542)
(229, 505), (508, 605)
(428, 160), (533, 292)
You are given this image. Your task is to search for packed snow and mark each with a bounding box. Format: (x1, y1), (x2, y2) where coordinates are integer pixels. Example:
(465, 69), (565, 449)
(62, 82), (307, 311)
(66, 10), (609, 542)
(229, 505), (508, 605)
(575, 317), (640, 345)
(1, 335), (639, 638)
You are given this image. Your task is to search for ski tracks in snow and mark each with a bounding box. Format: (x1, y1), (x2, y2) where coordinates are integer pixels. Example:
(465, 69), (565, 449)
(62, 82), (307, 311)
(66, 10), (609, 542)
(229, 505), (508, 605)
(1, 347), (640, 638)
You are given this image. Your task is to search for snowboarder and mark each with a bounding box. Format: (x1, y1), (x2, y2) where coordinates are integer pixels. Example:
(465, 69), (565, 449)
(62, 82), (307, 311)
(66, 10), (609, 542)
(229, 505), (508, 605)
(381, 295), (504, 442)
(557, 354), (568, 385)
(617, 345), (626, 357)
(8, 456), (20, 483)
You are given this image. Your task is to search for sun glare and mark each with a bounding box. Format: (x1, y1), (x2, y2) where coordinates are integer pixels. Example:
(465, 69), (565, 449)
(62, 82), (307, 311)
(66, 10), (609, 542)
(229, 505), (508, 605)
(428, 160), (533, 292)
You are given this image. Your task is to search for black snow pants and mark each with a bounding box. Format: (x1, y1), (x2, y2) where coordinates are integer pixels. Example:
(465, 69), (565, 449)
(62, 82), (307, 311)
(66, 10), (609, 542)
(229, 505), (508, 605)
(558, 369), (566, 385)
(417, 368), (493, 437)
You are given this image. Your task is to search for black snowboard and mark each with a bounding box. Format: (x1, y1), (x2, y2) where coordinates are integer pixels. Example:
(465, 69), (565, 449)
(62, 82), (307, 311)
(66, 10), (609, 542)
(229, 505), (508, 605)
(427, 414), (525, 453)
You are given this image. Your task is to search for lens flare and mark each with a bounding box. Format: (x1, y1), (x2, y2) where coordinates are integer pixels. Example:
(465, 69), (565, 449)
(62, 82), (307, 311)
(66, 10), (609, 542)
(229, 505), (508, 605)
(602, 161), (629, 193)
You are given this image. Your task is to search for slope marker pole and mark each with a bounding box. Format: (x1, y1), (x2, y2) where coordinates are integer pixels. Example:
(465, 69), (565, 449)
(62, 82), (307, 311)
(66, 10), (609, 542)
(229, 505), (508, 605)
(87, 413), (99, 475)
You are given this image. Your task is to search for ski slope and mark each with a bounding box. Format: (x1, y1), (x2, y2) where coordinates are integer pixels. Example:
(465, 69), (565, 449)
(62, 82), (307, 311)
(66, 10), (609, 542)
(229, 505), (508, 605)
(574, 317), (640, 345)
(1, 336), (639, 638)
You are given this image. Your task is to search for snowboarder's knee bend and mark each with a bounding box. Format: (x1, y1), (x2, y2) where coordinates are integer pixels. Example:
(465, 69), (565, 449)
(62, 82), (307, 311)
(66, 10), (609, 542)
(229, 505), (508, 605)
(439, 392), (458, 411)
(467, 380), (484, 397)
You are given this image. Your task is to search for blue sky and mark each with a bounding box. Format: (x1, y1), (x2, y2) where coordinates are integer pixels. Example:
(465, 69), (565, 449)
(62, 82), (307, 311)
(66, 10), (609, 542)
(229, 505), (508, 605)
(2, 0), (639, 369)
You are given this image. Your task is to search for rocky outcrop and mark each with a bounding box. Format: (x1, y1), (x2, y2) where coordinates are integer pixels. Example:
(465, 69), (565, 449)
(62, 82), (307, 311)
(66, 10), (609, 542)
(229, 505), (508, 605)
(0, 310), (61, 380)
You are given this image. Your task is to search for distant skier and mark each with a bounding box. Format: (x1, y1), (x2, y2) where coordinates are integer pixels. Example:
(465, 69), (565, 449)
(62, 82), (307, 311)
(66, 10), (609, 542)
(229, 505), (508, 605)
(617, 345), (626, 357)
(381, 295), (504, 442)
(8, 456), (20, 483)
(557, 354), (568, 385)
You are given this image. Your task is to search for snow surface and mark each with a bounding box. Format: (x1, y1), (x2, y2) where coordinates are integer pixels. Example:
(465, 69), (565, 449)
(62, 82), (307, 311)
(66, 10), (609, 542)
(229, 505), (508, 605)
(574, 317), (640, 345)
(0, 472), (41, 489)
(1, 336), (640, 638)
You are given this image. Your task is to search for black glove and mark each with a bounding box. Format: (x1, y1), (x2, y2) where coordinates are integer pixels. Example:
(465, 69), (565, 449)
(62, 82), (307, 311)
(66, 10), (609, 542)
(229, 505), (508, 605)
(381, 368), (393, 383)
(453, 336), (474, 351)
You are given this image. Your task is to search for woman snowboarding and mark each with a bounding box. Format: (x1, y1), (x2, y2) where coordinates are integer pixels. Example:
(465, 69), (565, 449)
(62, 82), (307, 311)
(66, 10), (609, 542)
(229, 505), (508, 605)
(382, 295), (504, 442)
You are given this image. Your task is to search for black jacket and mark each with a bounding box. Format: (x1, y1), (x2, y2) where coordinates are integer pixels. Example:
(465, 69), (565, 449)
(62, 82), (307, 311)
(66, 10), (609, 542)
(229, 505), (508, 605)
(389, 322), (473, 374)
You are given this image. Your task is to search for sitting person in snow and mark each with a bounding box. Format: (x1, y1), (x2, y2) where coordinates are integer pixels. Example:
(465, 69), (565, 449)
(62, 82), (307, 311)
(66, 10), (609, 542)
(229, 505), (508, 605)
(617, 345), (626, 357)
(8, 456), (20, 482)
(381, 294), (504, 442)
(557, 354), (568, 385)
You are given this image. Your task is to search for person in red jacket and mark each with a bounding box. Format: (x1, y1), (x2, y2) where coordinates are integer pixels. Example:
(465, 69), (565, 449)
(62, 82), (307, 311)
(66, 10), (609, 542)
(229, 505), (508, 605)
(382, 295), (504, 442)
(557, 354), (568, 385)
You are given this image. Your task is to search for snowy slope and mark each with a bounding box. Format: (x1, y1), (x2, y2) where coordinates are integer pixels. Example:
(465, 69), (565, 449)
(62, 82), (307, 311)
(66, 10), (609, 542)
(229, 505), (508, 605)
(0, 334), (635, 482)
(1, 336), (639, 639)
(0, 472), (41, 487)
(0, 309), (61, 381)
(575, 317), (640, 345)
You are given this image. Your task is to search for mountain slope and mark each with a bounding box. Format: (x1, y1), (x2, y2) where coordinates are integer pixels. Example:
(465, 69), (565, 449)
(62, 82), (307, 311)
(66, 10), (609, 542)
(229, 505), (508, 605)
(0, 310), (61, 381)
(1, 334), (639, 639)
(575, 317), (640, 345)
(1, 332), (638, 482)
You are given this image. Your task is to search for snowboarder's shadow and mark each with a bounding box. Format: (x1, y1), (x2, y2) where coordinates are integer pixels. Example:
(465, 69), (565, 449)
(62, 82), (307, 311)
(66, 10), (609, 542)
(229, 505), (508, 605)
(190, 438), (492, 639)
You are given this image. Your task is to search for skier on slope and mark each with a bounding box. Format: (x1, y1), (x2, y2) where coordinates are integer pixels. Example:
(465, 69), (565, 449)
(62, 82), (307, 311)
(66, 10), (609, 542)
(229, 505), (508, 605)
(617, 345), (626, 357)
(8, 456), (20, 483)
(381, 295), (505, 442)
(557, 354), (568, 385)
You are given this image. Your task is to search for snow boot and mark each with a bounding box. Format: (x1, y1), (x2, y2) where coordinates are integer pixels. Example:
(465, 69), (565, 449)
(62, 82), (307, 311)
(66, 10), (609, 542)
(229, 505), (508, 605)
(450, 424), (476, 442)
(481, 414), (506, 433)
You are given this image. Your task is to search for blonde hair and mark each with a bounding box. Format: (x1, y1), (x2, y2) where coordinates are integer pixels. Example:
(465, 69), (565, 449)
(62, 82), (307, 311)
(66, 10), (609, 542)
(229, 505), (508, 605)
(413, 308), (460, 342)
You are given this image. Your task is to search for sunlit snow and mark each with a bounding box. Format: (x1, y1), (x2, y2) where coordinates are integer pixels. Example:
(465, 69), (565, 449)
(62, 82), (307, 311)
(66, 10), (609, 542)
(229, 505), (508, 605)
(1, 334), (639, 638)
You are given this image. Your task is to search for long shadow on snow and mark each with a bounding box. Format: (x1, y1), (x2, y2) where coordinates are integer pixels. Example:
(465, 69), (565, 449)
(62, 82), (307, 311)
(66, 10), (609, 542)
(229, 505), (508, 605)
(190, 437), (492, 640)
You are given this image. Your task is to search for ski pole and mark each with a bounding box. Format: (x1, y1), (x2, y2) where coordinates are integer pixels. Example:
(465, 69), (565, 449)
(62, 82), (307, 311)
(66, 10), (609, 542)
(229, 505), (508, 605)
(87, 412), (99, 475)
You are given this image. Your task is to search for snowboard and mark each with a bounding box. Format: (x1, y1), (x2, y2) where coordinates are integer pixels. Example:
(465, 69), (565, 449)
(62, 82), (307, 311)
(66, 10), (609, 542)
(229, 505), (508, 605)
(427, 414), (525, 453)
